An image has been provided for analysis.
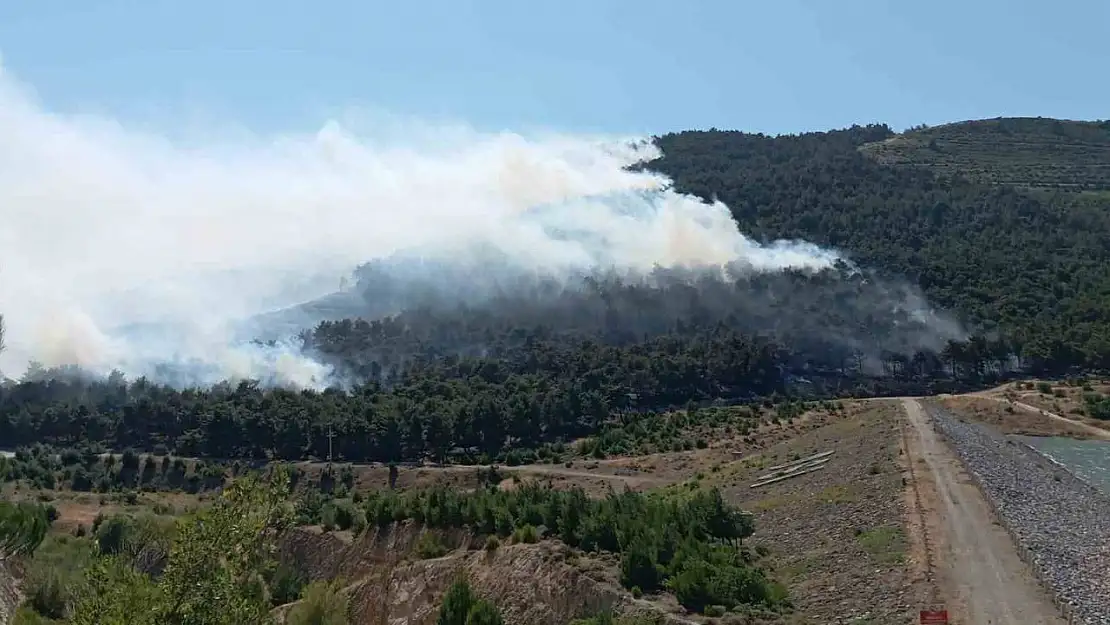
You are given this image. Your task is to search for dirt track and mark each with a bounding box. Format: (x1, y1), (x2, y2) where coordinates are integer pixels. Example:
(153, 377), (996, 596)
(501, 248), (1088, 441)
(901, 399), (1065, 625)
(1005, 398), (1110, 440)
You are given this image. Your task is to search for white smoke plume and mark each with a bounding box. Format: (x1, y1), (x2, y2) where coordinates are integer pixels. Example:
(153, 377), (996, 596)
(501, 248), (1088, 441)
(0, 64), (841, 388)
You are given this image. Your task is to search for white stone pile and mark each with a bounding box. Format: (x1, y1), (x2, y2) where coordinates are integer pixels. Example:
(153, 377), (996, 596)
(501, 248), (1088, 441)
(925, 403), (1110, 625)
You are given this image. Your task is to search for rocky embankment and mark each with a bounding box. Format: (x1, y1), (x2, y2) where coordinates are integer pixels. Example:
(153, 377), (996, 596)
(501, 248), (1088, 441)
(924, 402), (1110, 624)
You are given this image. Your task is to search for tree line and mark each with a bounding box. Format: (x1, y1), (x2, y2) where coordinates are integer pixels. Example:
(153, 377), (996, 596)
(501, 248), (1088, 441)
(3, 322), (1005, 466)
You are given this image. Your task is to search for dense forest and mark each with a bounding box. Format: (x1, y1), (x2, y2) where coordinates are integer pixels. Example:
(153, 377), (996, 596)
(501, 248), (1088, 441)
(0, 325), (990, 465)
(645, 121), (1110, 369)
(3, 118), (1110, 464)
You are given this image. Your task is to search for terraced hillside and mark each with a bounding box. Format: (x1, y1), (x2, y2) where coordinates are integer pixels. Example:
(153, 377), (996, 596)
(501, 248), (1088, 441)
(859, 117), (1110, 191)
(646, 122), (1110, 372)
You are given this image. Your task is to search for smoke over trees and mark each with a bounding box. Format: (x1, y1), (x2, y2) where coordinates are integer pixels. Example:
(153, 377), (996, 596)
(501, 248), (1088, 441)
(2, 112), (1109, 465)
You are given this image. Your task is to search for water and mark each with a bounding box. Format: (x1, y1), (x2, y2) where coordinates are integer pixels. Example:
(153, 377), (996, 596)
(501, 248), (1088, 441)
(1016, 435), (1110, 495)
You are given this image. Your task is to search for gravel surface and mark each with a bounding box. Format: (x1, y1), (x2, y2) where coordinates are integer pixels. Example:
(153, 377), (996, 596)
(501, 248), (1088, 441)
(924, 402), (1110, 625)
(725, 405), (927, 624)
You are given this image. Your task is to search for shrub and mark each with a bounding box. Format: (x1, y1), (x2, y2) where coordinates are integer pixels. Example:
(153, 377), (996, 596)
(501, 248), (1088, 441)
(620, 543), (660, 592)
(415, 531), (448, 559)
(511, 524), (538, 544)
(484, 535), (500, 551)
(23, 534), (97, 620)
(95, 515), (137, 555)
(333, 501), (359, 531)
(266, 562), (306, 606)
(284, 579), (349, 625)
(436, 579), (503, 625)
(320, 502), (338, 532)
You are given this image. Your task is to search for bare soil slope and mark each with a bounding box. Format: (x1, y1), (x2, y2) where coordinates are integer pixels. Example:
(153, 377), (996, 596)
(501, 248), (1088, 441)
(277, 522), (672, 625)
(702, 402), (930, 624)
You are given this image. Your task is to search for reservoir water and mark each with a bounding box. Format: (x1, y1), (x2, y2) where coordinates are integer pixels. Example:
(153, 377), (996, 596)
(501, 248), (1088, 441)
(1016, 435), (1110, 496)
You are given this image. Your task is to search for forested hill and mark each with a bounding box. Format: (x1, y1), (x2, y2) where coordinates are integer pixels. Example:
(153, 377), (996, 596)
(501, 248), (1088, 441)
(644, 119), (1110, 370)
(3, 118), (1110, 466)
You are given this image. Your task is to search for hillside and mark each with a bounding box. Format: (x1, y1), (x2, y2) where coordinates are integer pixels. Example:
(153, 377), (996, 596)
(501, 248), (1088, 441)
(859, 117), (1110, 190)
(5, 119), (1110, 467)
(644, 120), (1110, 371)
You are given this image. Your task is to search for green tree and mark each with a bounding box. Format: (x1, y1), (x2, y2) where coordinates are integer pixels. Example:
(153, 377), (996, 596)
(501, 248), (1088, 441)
(465, 600), (504, 625)
(437, 579), (477, 625)
(285, 579), (349, 625)
(0, 500), (49, 559)
(71, 468), (293, 625)
(436, 578), (504, 625)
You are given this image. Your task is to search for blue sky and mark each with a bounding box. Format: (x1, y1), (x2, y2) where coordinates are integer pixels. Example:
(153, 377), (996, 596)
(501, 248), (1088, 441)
(0, 0), (1106, 135)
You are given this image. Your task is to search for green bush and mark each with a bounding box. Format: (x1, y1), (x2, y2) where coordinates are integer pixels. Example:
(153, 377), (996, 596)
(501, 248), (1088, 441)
(22, 535), (97, 620)
(415, 531), (448, 559)
(358, 482), (772, 614)
(266, 562), (306, 606)
(11, 606), (62, 625)
(285, 579), (349, 625)
(570, 611), (661, 625)
(320, 502), (338, 531)
(0, 501), (50, 558)
(1083, 392), (1110, 420)
(436, 579), (503, 625)
(703, 605), (726, 617)
(620, 543), (661, 593)
(511, 524), (538, 544)
(665, 543), (779, 613)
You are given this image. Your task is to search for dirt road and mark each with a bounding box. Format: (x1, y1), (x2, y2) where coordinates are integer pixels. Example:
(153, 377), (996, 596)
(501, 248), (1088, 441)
(961, 389), (1110, 440)
(1006, 399), (1110, 440)
(901, 399), (1065, 625)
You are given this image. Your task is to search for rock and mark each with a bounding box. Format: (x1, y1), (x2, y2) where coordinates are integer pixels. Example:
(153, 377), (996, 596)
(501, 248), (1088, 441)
(925, 403), (1110, 625)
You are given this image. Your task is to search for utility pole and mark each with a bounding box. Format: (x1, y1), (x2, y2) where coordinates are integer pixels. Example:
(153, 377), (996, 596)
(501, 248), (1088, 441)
(326, 424), (335, 469)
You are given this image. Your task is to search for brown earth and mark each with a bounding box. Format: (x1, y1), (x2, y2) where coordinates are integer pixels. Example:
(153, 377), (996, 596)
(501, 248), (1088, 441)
(505, 409), (838, 497)
(938, 395), (1101, 439)
(276, 522), (689, 625)
(699, 401), (930, 625)
(971, 379), (1110, 433)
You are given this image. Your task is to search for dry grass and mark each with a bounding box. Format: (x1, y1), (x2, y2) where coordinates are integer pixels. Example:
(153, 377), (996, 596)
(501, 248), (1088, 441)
(940, 395), (1100, 438)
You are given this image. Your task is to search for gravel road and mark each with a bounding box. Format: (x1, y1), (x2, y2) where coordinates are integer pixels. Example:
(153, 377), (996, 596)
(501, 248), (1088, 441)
(902, 398), (1067, 625)
(911, 398), (1110, 625)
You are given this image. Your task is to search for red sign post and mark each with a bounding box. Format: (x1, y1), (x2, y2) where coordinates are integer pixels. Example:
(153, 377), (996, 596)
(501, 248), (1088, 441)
(920, 610), (949, 625)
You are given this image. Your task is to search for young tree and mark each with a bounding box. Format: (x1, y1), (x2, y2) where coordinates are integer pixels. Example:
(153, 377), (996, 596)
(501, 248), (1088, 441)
(437, 579), (477, 625)
(436, 578), (503, 625)
(285, 579), (349, 625)
(464, 601), (504, 625)
(0, 500), (49, 560)
(71, 468), (293, 625)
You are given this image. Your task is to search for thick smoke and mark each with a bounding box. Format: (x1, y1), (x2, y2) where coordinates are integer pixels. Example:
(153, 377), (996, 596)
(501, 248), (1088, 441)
(0, 65), (958, 388)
